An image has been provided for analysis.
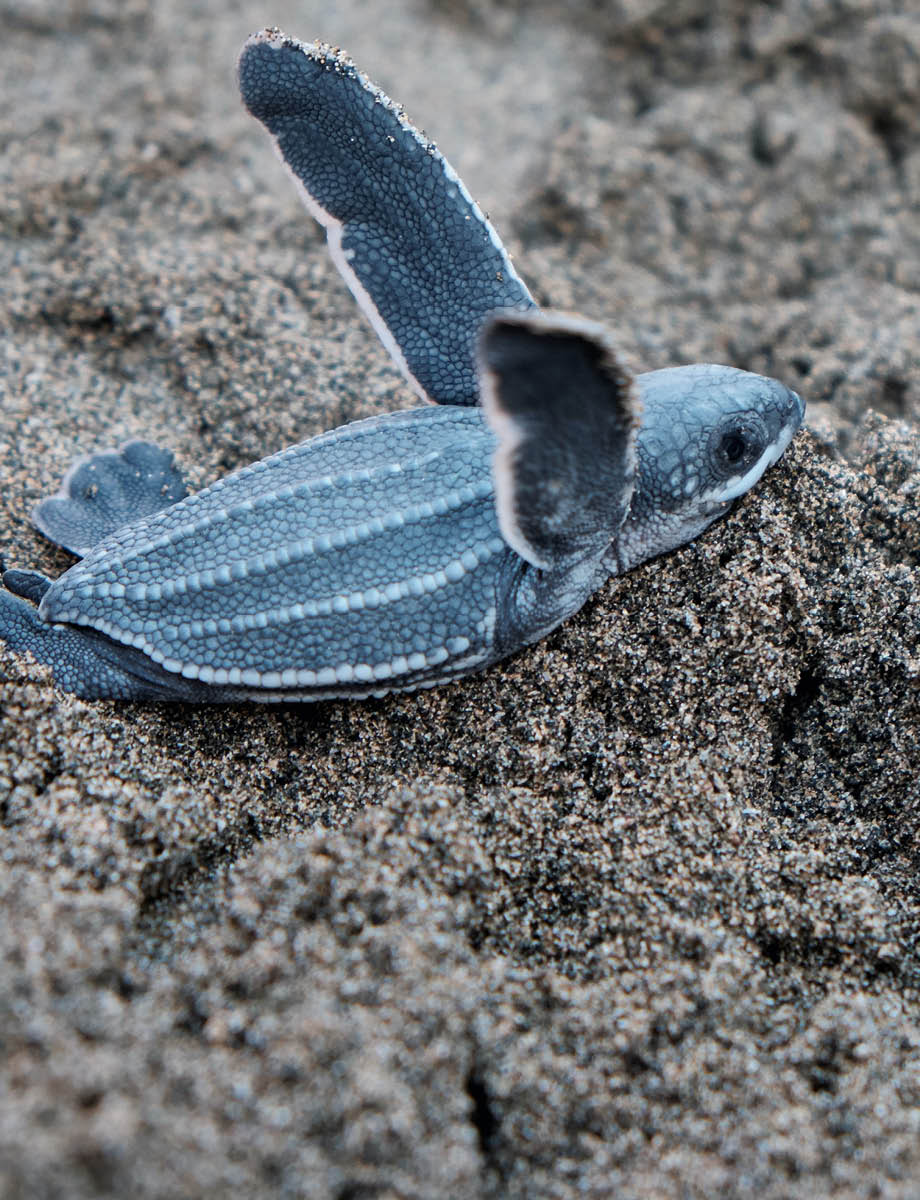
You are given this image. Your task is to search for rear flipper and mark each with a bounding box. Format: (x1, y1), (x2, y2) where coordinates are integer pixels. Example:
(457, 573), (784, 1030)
(0, 589), (205, 701)
(3, 569), (52, 603)
(32, 441), (189, 557)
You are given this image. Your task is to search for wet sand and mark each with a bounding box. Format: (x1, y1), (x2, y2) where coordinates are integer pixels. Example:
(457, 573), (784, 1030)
(1, 1), (919, 1196)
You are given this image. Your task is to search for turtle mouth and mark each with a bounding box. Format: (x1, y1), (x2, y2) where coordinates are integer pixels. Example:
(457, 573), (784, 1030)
(704, 499), (733, 517)
(792, 389), (806, 422)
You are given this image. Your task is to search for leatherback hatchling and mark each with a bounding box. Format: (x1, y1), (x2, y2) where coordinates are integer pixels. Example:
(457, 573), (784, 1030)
(0, 30), (804, 702)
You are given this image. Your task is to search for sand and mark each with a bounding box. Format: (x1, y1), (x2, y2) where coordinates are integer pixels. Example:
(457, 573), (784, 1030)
(1, 0), (919, 1196)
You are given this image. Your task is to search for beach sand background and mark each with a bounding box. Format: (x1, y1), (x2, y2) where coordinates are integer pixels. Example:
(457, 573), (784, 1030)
(1, 0), (919, 1196)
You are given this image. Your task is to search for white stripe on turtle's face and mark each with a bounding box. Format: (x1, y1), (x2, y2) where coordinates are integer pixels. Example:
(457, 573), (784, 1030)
(696, 418), (798, 509)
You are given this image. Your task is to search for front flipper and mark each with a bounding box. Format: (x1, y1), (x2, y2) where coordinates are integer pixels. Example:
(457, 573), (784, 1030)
(238, 30), (536, 407)
(32, 441), (188, 557)
(479, 312), (641, 569)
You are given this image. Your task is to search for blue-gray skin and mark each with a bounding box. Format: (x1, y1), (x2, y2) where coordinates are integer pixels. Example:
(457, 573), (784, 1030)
(0, 30), (804, 703)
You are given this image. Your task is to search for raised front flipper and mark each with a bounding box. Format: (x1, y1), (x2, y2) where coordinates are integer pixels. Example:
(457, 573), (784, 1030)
(33, 441), (189, 557)
(479, 312), (641, 569)
(238, 30), (536, 407)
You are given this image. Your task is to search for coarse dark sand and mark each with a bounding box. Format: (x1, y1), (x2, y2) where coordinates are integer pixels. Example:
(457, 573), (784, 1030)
(1, 1), (919, 1196)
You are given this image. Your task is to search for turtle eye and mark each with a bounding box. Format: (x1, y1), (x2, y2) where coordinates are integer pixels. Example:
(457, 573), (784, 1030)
(720, 432), (747, 464)
(712, 419), (764, 475)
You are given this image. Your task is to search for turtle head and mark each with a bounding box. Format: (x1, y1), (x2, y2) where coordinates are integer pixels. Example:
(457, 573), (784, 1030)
(614, 364), (804, 572)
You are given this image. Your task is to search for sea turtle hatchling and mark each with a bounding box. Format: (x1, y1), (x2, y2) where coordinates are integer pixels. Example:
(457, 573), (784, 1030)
(0, 29), (804, 703)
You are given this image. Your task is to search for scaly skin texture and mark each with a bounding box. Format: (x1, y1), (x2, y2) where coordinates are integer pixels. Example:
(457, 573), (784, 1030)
(39, 410), (510, 699)
(615, 364), (804, 573)
(237, 31), (535, 408)
(0, 31), (804, 703)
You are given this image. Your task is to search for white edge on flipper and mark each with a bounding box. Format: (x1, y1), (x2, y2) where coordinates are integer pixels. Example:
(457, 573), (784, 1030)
(479, 382), (545, 567)
(478, 310), (640, 570)
(241, 29), (535, 406)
